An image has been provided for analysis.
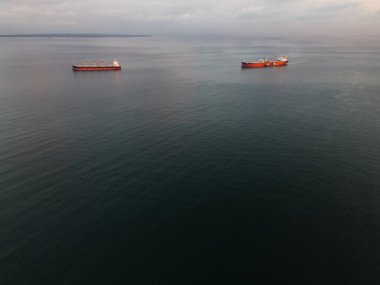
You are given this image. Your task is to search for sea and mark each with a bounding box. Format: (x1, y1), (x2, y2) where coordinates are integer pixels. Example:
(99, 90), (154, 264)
(0, 36), (380, 284)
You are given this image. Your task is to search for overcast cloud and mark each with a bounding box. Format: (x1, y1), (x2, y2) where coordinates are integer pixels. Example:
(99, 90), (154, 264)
(0, 0), (379, 37)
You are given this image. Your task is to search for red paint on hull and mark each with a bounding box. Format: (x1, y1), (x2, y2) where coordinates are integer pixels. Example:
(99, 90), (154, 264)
(265, 61), (287, 67)
(241, 62), (266, 68)
(72, 66), (121, 71)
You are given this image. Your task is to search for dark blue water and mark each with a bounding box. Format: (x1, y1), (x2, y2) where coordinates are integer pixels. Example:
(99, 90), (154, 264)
(1, 36), (380, 284)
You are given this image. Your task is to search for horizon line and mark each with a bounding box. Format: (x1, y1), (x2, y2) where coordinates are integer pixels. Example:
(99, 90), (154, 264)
(0, 33), (153, 38)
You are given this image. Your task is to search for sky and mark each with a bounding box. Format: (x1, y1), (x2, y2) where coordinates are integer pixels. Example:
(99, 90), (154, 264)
(1, 0), (380, 38)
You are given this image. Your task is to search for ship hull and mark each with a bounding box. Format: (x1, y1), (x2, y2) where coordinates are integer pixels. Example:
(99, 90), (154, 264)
(265, 61), (287, 67)
(72, 65), (121, 71)
(242, 61), (288, 68)
(241, 62), (266, 68)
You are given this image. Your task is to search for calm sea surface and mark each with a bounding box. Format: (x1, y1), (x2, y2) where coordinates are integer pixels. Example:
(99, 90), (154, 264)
(1, 36), (380, 284)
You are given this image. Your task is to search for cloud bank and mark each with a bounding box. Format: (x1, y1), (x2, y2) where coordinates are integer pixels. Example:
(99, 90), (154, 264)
(0, 0), (379, 37)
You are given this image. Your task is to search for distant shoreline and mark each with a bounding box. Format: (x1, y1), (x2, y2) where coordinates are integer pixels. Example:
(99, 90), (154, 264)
(0, 34), (152, 38)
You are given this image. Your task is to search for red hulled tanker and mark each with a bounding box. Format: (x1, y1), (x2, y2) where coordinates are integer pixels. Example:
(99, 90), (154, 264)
(241, 56), (288, 68)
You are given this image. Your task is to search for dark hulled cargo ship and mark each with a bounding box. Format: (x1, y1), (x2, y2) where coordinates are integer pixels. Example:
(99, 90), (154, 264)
(72, 59), (121, 71)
